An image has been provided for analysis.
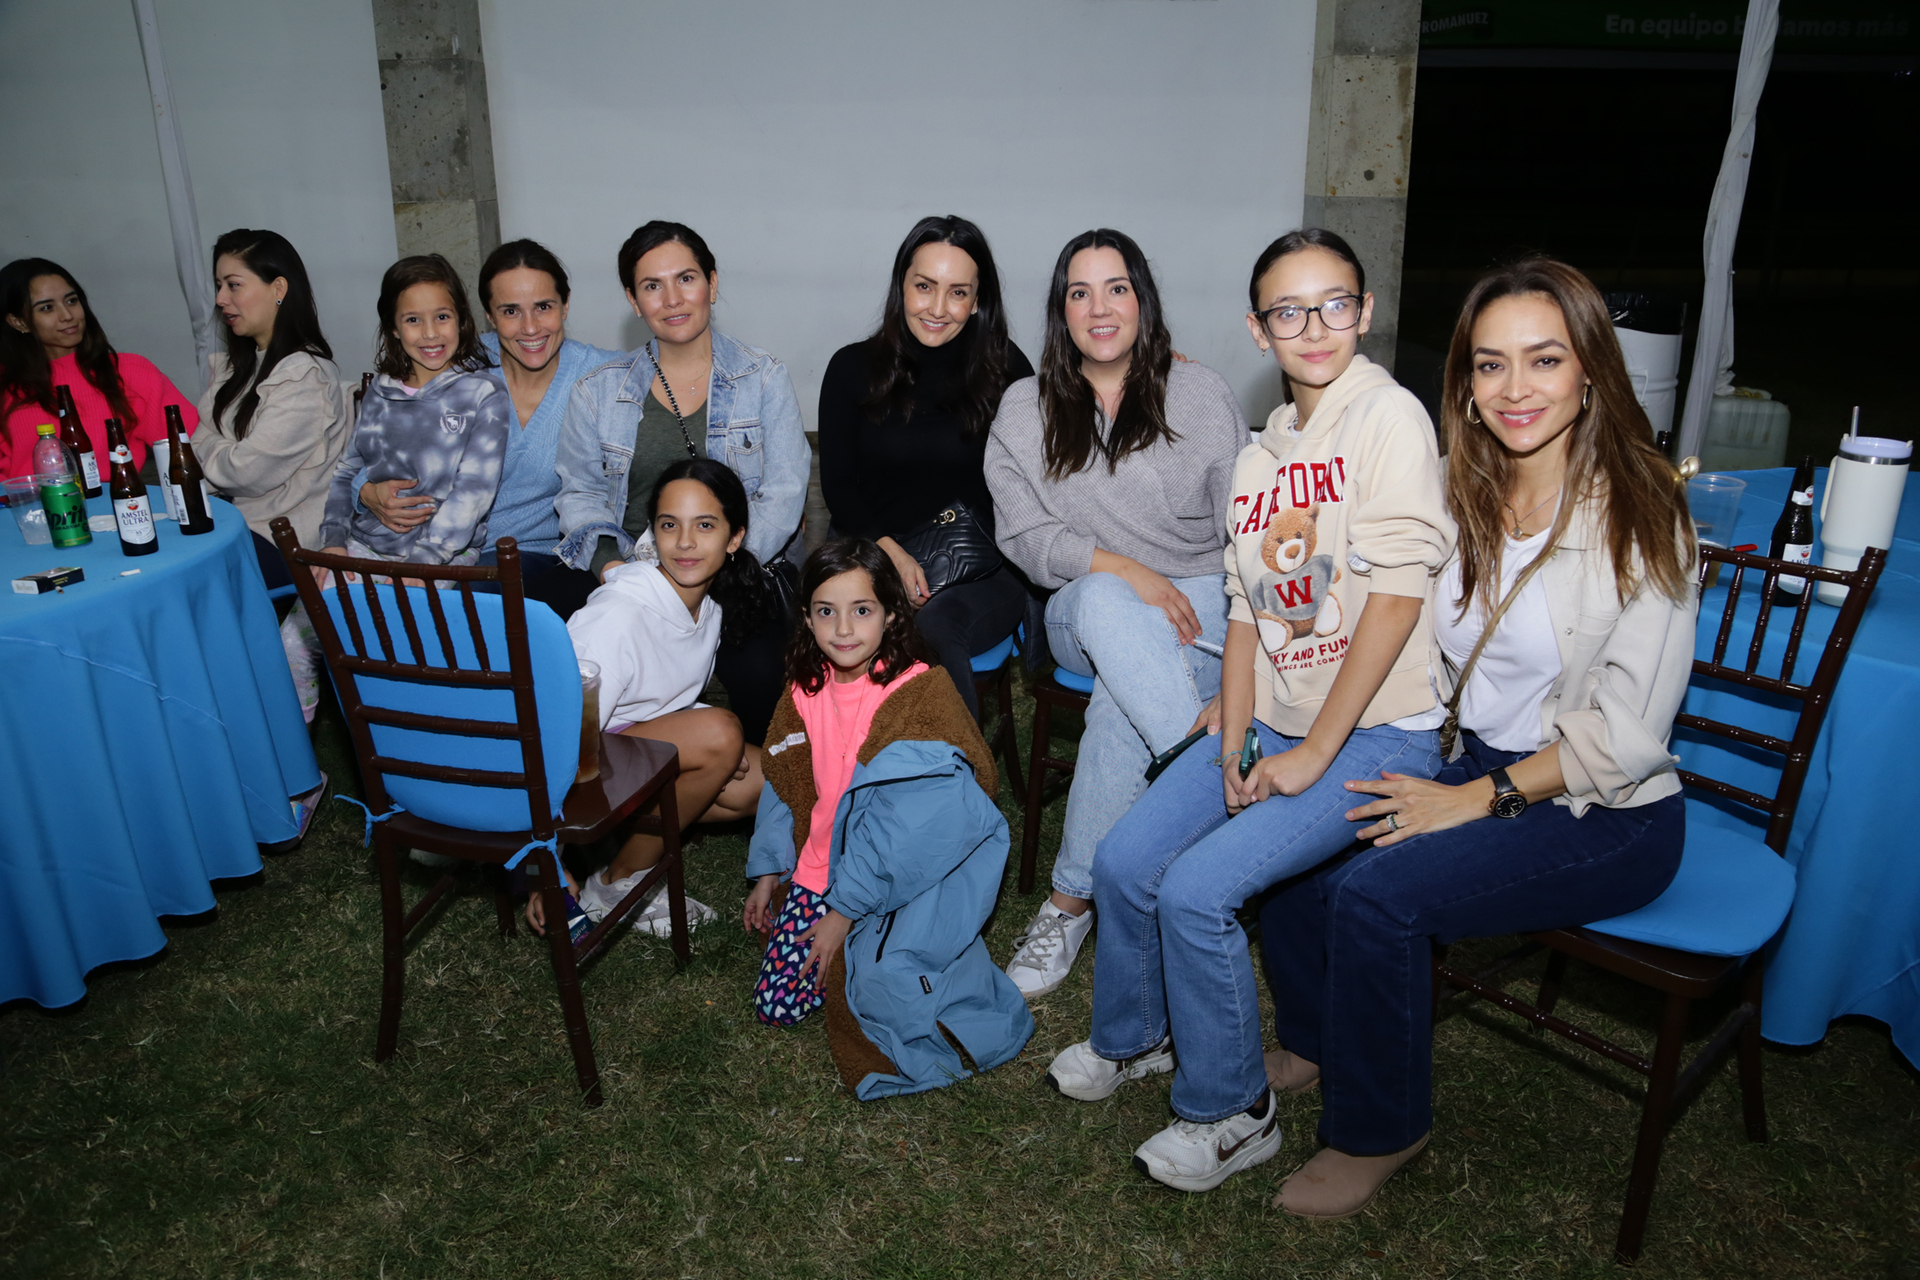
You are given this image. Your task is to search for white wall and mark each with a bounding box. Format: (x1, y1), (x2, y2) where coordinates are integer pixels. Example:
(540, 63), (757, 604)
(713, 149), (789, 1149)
(0, 0), (397, 395)
(479, 0), (1316, 425)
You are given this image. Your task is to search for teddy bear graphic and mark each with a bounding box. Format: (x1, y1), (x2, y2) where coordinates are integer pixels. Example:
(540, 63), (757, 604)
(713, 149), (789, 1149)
(1253, 503), (1343, 648)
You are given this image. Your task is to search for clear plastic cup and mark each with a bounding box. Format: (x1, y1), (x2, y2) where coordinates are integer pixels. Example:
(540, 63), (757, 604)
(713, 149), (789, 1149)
(1686, 474), (1747, 548)
(4, 476), (51, 545)
(576, 660), (602, 785)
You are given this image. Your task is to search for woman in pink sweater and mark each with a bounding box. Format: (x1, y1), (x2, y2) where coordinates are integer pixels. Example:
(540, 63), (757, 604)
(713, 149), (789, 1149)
(1, 258), (198, 477)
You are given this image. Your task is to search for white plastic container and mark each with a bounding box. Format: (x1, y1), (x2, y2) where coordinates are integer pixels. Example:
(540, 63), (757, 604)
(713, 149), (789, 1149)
(1613, 325), (1682, 440)
(1699, 389), (1791, 473)
(1817, 435), (1910, 605)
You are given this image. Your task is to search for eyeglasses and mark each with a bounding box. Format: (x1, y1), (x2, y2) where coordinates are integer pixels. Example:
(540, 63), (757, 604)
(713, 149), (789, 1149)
(1253, 295), (1364, 340)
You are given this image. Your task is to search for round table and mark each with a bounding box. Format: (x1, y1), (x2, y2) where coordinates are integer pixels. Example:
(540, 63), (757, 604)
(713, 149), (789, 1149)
(1676, 467), (1920, 1059)
(0, 495), (321, 1008)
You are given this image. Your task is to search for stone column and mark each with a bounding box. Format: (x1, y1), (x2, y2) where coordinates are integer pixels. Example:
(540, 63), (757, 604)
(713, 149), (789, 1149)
(1302, 0), (1421, 371)
(371, 0), (500, 299)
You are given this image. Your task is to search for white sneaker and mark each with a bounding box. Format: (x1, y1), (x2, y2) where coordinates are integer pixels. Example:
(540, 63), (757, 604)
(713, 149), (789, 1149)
(1132, 1091), (1283, 1192)
(577, 867), (715, 935)
(1005, 903), (1096, 997)
(1045, 1036), (1174, 1102)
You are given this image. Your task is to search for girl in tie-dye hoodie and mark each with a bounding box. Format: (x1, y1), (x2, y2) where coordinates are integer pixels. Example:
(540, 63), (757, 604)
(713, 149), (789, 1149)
(319, 254), (511, 566)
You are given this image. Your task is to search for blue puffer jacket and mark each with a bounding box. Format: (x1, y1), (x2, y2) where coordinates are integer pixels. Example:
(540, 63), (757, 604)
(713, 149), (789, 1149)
(746, 675), (1033, 1100)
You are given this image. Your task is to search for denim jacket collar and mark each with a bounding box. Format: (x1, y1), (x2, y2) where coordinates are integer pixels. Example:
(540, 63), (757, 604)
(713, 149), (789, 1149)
(615, 329), (761, 404)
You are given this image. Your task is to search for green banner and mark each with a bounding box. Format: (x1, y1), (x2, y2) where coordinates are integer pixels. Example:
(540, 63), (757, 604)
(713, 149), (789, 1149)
(1419, 2), (1918, 52)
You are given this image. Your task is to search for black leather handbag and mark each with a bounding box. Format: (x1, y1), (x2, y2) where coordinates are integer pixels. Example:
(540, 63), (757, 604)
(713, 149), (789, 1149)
(895, 500), (1002, 597)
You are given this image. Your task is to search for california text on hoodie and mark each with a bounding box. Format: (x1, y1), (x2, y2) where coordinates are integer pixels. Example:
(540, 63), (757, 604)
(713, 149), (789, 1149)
(1225, 354), (1453, 736)
(565, 558), (720, 729)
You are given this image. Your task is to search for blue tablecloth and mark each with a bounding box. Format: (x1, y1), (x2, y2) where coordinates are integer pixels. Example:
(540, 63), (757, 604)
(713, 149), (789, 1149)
(1677, 467), (1920, 1057)
(0, 496), (321, 1008)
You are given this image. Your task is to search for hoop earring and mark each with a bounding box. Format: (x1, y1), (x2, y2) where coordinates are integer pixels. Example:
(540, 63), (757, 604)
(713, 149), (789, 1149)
(1465, 399), (1483, 426)
(1581, 384), (1592, 411)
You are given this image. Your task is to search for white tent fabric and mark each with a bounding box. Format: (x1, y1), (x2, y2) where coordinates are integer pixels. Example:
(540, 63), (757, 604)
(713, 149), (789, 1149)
(132, 0), (217, 392)
(1677, 0), (1779, 459)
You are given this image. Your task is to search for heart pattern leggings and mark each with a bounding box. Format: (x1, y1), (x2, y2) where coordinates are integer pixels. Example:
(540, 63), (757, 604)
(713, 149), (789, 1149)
(754, 882), (830, 1026)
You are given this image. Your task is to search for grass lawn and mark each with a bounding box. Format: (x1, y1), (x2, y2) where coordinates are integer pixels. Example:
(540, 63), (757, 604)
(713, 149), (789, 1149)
(6, 670), (1918, 1278)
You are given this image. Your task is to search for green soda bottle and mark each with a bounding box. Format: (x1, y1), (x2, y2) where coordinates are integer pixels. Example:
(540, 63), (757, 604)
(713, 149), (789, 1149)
(32, 422), (93, 550)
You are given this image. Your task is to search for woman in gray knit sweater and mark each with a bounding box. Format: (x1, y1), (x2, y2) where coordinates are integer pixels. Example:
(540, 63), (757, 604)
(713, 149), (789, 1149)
(984, 228), (1247, 998)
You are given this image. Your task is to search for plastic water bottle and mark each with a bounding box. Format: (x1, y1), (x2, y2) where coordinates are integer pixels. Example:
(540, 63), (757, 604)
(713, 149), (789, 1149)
(31, 423), (92, 549)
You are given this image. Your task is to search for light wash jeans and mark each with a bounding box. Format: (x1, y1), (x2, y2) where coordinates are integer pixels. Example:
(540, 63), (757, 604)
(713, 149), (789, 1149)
(1045, 572), (1229, 900)
(1090, 719), (1441, 1122)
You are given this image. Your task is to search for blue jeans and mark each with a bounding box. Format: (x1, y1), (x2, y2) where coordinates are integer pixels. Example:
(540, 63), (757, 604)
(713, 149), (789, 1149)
(1091, 719), (1441, 1121)
(1045, 571), (1229, 899)
(1260, 733), (1684, 1153)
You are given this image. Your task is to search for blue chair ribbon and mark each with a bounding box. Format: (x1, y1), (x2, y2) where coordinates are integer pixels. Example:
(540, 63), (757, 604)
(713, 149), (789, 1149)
(333, 795), (404, 846)
(506, 834), (567, 897)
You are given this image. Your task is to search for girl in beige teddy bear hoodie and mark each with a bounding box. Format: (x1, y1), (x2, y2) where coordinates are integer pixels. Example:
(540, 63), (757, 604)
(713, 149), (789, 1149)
(1044, 229), (1453, 1196)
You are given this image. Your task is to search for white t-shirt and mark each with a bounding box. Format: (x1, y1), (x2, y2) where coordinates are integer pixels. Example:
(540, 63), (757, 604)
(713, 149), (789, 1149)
(1435, 528), (1561, 753)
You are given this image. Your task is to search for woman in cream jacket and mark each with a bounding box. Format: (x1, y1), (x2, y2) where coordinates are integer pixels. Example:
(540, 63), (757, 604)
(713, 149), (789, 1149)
(194, 230), (352, 579)
(1260, 256), (1696, 1220)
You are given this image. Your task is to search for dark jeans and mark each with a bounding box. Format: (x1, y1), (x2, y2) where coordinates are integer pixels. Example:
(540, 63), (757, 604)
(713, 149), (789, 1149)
(525, 561), (791, 746)
(1260, 732), (1684, 1154)
(472, 546), (560, 597)
(913, 564), (1028, 719)
(251, 531), (293, 593)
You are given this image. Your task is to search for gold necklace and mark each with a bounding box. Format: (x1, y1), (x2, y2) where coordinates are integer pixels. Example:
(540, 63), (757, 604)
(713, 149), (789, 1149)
(1503, 487), (1560, 538)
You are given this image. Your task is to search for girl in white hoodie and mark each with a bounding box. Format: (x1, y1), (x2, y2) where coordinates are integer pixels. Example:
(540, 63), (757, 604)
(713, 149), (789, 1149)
(1045, 230), (1455, 1195)
(526, 457), (770, 937)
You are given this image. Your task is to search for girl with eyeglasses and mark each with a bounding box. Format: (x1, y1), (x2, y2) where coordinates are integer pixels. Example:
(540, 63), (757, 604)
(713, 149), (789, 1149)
(1043, 229), (1454, 1196)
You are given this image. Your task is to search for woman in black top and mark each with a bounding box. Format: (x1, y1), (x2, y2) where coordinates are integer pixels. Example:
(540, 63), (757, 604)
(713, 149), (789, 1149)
(817, 215), (1033, 717)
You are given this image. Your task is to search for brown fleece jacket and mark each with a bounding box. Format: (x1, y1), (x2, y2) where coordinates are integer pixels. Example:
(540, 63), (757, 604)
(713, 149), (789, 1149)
(760, 663), (998, 1093)
(760, 664), (997, 868)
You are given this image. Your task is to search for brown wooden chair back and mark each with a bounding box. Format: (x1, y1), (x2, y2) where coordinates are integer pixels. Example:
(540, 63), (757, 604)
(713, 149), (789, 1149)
(268, 520), (559, 842)
(1678, 543), (1887, 852)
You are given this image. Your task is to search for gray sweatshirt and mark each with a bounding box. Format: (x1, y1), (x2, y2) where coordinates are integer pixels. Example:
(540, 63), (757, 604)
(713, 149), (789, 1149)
(984, 360), (1249, 588)
(319, 368), (513, 563)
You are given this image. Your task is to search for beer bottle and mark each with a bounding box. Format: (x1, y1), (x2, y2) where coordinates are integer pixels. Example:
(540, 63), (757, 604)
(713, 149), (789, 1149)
(105, 418), (157, 557)
(31, 423), (93, 549)
(165, 405), (214, 535)
(56, 385), (101, 498)
(1769, 456), (1817, 606)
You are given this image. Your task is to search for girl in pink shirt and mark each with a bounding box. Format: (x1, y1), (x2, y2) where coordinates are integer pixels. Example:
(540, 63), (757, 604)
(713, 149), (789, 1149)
(1, 258), (198, 477)
(742, 540), (940, 1027)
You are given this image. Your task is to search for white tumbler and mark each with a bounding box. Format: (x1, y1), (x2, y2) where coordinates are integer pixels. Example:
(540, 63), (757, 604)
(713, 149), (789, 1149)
(1817, 436), (1910, 605)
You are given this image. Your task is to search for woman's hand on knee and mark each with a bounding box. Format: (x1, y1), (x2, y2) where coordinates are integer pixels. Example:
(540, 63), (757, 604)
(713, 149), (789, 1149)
(1122, 564), (1201, 645)
(876, 536), (930, 605)
(1345, 771), (1492, 845)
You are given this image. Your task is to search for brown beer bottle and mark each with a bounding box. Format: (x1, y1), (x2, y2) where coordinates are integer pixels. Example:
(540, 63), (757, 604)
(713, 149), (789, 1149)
(165, 404), (215, 535)
(57, 384), (102, 498)
(105, 418), (158, 556)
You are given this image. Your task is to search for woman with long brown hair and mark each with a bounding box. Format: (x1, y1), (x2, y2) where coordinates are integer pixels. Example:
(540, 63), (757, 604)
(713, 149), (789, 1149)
(984, 228), (1247, 998)
(1, 258), (198, 476)
(1257, 256), (1696, 1219)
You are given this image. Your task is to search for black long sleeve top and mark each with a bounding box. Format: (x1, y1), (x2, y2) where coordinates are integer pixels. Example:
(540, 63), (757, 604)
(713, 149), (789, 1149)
(817, 335), (1034, 541)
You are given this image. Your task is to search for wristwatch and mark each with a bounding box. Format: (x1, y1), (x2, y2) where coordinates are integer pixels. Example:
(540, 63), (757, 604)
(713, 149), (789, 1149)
(1487, 767), (1528, 819)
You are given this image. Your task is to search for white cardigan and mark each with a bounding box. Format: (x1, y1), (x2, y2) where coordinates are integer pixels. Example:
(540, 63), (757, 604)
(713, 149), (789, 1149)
(1430, 496), (1698, 816)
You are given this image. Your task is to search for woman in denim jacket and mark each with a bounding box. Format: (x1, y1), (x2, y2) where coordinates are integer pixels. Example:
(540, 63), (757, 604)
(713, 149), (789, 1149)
(543, 221), (811, 744)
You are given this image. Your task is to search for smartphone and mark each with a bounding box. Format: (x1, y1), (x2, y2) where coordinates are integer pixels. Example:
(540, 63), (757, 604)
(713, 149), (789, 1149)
(1238, 725), (1262, 781)
(1145, 727), (1209, 784)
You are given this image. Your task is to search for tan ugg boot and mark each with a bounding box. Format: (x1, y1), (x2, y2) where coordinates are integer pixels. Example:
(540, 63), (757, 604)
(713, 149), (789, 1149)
(1263, 1046), (1321, 1093)
(1273, 1133), (1430, 1219)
